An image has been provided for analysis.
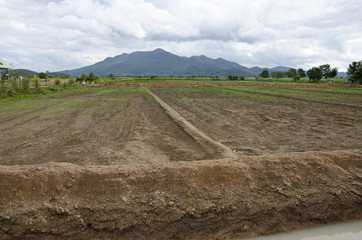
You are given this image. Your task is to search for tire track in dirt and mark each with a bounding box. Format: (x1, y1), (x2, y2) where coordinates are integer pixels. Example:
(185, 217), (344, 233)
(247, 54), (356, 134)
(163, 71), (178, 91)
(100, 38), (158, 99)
(143, 87), (236, 159)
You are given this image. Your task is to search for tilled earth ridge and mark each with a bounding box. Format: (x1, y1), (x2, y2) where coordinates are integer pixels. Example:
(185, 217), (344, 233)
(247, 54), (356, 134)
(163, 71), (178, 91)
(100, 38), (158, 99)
(0, 150), (361, 240)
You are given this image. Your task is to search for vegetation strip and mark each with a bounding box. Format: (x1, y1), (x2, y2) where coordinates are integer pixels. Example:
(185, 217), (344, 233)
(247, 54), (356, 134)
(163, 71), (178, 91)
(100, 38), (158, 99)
(142, 86), (235, 158)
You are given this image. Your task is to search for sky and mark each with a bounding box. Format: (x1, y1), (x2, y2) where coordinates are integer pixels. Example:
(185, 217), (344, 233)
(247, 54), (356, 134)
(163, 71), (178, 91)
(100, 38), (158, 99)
(1, 0), (361, 72)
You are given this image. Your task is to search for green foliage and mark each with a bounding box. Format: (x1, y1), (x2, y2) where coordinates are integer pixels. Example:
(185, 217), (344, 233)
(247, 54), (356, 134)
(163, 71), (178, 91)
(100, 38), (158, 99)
(34, 76), (40, 89)
(259, 70), (269, 78)
(297, 68), (306, 78)
(48, 86), (59, 91)
(55, 79), (61, 86)
(22, 78), (30, 92)
(293, 74), (301, 81)
(271, 71), (285, 78)
(12, 79), (19, 92)
(286, 68), (297, 78)
(76, 74), (87, 84)
(352, 65), (362, 84)
(239, 76), (245, 80)
(228, 75), (233, 80)
(38, 72), (47, 79)
(347, 61), (362, 76)
(307, 67), (323, 82)
(319, 64), (338, 78)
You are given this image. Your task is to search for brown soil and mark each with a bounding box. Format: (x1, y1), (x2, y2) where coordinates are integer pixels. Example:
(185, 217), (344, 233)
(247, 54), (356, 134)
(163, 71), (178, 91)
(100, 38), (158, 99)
(0, 89), (221, 166)
(0, 85), (361, 239)
(150, 86), (362, 155)
(0, 150), (361, 240)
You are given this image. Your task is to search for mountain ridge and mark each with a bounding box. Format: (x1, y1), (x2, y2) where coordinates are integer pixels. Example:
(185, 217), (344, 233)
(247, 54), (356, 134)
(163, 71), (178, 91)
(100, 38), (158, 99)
(58, 49), (347, 77)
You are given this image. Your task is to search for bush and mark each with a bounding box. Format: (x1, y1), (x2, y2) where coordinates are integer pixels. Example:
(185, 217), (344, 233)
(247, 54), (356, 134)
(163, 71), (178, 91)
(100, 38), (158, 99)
(12, 79), (19, 92)
(239, 76), (245, 81)
(22, 78), (30, 92)
(48, 86), (59, 91)
(55, 79), (61, 86)
(34, 77), (40, 89)
(293, 75), (301, 81)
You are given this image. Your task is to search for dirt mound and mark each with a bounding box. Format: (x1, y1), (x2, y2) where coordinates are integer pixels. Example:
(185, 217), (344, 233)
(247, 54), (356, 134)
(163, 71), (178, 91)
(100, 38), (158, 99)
(1, 150), (361, 239)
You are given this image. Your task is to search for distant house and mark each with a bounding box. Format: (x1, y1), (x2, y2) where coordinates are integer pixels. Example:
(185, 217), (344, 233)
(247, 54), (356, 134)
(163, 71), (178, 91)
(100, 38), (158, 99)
(348, 78), (356, 84)
(0, 58), (13, 80)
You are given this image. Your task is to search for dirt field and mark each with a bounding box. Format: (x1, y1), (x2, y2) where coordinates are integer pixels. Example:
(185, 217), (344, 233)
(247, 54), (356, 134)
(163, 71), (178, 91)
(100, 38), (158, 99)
(150, 85), (362, 155)
(0, 87), (223, 166)
(0, 84), (361, 239)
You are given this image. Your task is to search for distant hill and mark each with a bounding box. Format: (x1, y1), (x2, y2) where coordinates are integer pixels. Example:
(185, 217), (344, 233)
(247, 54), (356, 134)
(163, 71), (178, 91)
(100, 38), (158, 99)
(59, 49), (285, 77)
(13, 69), (38, 76)
(58, 49), (348, 78)
(13, 69), (69, 77)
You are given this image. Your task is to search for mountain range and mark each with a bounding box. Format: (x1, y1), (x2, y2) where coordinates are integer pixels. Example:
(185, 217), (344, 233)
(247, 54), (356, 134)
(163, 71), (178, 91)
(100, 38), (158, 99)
(60, 48), (293, 77)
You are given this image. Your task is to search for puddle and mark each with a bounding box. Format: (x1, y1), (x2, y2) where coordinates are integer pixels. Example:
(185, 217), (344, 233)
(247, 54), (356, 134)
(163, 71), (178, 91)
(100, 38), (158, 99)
(239, 221), (362, 240)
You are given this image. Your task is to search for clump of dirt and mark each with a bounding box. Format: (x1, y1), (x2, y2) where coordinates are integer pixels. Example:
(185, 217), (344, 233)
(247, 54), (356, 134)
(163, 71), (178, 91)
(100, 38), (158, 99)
(1, 150), (361, 239)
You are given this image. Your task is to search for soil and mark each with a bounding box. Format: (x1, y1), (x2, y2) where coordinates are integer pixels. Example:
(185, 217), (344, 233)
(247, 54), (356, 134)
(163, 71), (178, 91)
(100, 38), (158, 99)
(150, 86), (362, 155)
(0, 88), (221, 166)
(0, 150), (361, 240)
(0, 85), (361, 239)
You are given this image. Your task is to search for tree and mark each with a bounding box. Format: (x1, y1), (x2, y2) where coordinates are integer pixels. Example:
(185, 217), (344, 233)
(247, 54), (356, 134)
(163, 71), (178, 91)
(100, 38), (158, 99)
(319, 64), (331, 78)
(38, 72), (47, 79)
(286, 68), (297, 78)
(330, 68), (338, 78)
(76, 74), (87, 84)
(307, 67), (323, 82)
(271, 71), (284, 78)
(228, 75), (233, 80)
(259, 70), (269, 78)
(352, 65), (362, 84)
(347, 61), (362, 76)
(86, 72), (98, 83)
(297, 68), (306, 78)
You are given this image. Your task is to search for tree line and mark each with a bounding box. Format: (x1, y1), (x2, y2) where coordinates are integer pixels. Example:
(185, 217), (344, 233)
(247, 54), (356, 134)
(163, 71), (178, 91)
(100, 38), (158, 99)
(258, 61), (362, 83)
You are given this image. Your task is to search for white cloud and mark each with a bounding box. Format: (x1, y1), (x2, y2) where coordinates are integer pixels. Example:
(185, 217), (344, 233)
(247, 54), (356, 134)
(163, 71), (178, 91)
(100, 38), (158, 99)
(0, 0), (361, 72)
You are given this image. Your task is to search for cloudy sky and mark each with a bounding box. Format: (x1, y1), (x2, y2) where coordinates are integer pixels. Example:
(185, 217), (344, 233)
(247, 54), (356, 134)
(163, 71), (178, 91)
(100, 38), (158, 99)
(1, 0), (361, 72)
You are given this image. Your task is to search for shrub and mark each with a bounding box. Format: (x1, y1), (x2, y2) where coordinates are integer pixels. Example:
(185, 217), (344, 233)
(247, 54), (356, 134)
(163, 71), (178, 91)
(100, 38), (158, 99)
(55, 79), (61, 86)
(34, 77), (40, 89)
(12, 79), (19, 92)
(293, 75), (301, 81)
(22, 78), (30, 92)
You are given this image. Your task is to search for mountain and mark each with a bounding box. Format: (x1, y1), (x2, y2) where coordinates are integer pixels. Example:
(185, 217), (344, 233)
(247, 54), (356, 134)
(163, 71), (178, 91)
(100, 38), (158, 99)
(58, 49), (346, 77)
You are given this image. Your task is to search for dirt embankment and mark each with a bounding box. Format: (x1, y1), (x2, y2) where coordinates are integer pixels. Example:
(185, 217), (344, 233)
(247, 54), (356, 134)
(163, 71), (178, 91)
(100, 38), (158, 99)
(1, 150), (361, 240)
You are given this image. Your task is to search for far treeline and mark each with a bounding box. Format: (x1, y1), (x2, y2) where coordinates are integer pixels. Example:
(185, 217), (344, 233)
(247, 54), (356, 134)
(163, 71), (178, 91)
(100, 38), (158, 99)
(258, 61), (362, 83)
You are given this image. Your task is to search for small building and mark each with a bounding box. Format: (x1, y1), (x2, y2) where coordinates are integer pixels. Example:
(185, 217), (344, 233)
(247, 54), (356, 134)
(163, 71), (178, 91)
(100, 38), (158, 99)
(348, 78), (356, 84)
(0, 58), (13, 80)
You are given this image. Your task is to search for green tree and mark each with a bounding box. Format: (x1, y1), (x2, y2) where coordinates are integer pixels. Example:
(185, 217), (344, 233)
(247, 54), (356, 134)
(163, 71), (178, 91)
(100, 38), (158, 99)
(330, 68), (338, 78)
(271, 71), (284, 78)
(86, 72), (98, 83)
(259, 70), (269, 78)
(297, 68), (306, 78)
(38, 72), (47, 79)
(76, 74), (87, 84)
(352, 65), (362, 84)
(286, 68), (297, 78)
(307, 67), (323, 82)
(228, 75), (233, 80)
(239, 76), (245, 80)
(347, 61), (362, 76)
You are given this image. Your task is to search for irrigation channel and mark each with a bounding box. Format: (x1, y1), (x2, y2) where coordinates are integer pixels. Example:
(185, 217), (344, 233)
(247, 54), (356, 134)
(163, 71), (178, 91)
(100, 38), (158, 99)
(240, 220), (362, 240)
